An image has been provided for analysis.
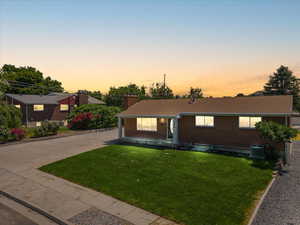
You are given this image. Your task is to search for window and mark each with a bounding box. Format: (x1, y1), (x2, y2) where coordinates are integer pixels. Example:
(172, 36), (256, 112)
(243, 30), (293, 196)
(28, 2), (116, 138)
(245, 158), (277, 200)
(239, 117), (262, 128)
(195, 116), (214, 127)
(60, 104), (69, 111)
(14, 105), (21, 109)
(36, 122), (41, 127)
(137, 118), (157, 131)
(33, 105), (44, 111)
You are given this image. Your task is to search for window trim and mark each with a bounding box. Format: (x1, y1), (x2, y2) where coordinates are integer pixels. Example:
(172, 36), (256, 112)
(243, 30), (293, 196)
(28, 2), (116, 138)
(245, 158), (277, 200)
(136, 117), (157, 132)
(195, 115), (214, 127)
(60, 104), (69, 111)
(33, 104), (44, 112)
(239, 116), (262, 129)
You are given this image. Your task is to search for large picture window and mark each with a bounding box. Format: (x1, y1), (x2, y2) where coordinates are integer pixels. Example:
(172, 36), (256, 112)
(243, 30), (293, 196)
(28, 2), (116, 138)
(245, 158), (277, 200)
(239, 116), (262, 128)
(195, 116), (214, 127)
(137, 118), (157, 131)
(33, 105), (44, 111)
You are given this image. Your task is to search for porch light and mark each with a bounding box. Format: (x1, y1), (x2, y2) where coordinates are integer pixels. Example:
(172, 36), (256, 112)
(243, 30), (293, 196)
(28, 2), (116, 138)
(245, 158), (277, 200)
(160, 118), (166, 124)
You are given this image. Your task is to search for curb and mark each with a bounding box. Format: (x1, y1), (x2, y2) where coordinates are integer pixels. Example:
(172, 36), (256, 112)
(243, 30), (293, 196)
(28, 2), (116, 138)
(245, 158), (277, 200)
(247, 175), (277, 225)
(0, 190), (71, 225)
(0, 128), (116, 148)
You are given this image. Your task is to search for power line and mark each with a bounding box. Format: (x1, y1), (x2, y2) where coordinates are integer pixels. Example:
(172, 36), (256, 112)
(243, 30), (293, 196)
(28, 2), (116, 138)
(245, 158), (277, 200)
(6, 80), (64, 92)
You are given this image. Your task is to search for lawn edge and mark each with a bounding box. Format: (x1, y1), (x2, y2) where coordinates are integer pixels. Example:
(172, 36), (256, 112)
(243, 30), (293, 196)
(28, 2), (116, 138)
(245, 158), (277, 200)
(246, 175), (276, 225)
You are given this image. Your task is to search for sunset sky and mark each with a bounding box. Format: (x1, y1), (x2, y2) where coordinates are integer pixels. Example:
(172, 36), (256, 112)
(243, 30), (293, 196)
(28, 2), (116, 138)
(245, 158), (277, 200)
(1, 0), (300, 97)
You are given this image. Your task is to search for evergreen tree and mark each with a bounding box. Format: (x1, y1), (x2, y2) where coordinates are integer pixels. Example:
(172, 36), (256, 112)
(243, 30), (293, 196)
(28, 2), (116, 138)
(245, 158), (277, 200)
(264, 65), (300, 111)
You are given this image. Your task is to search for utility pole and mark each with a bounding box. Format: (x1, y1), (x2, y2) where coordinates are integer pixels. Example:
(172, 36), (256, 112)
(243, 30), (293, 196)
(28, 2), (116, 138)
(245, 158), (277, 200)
(163, 74), (166, 97)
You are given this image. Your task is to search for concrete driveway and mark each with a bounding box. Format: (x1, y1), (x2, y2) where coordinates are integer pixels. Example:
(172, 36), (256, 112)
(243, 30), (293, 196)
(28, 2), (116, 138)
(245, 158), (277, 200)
(252, 141), (300, 225)
(0, 129), (117, 173)
(0, 129), (176, 225)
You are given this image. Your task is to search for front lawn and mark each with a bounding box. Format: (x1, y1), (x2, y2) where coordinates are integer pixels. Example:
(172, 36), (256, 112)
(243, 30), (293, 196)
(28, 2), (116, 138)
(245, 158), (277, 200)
(40, 145), (273, 225)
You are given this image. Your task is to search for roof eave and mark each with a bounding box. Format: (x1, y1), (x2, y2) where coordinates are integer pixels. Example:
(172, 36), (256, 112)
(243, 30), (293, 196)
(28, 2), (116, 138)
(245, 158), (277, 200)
(118, 112), (295, 118)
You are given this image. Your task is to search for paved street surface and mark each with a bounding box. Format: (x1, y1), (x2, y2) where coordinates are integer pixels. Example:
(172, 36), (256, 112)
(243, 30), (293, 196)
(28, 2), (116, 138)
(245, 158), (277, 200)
(252, 141), (300, 225)
(0, 129), (178, 225)
(0, 202), (38, 225)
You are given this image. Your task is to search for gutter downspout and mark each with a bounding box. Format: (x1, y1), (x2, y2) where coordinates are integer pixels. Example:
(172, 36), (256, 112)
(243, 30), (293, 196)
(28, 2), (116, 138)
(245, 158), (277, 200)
(118, 117), (122, 139)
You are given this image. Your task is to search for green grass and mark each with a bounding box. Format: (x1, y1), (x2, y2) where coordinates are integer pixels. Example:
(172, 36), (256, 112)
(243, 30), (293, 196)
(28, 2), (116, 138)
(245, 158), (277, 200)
(40, 145), (273, 225)
(57, 126), (71, 133)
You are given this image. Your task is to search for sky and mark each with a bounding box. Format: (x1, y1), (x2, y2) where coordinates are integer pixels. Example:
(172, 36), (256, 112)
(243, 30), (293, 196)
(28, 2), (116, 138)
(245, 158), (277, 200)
(1, 0), (300, 96)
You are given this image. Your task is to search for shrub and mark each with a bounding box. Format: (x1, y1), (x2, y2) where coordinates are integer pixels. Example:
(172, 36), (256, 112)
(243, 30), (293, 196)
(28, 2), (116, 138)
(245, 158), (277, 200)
(10, 128), (26, 141)
(32, 121), (59, 138)
(0, 104), (22, 128)
(255, 121), (297, 143)
(68, 112), (93, 130)
(255, 121), (298, 160)
(68, 104), (120, 130)
(0, 126), (10, 143)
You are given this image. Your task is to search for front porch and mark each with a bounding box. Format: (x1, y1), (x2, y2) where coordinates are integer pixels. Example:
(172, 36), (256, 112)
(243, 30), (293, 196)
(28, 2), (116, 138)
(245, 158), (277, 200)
(118, 116), (179, 145)
(118, 116), (264, 159)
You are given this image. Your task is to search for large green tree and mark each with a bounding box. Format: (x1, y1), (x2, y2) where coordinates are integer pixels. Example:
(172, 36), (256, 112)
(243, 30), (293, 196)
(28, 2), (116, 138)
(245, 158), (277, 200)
(264, 65), (300, 110)
(150, 82), (174, 99)
(77, 90), (103, 101)
(104, 84), (146, 107)
(0, 64), (64, 95)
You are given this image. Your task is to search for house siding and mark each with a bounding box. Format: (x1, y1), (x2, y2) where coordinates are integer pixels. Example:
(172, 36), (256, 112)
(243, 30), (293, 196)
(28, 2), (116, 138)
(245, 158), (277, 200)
(123, 115), (288, 148)
(178, 115), (287, 147)
(5, 95), (74, 126)
(124, 118), (167, 139)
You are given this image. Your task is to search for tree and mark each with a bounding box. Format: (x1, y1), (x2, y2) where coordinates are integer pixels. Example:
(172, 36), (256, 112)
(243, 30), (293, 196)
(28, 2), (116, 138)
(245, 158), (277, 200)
(0, 64), (64, 95)
(150, 82), (174, 99)
(77, 90), (103, 101)
(104, 84), (146, 107)
(236, 93), (245, 97)
(189, 87), (203, 98)
(264, 65), (300, 111)
(0, 73), (8, 99)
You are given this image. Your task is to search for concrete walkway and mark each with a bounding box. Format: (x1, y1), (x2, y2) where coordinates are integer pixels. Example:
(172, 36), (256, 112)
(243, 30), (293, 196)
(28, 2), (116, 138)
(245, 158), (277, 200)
(0, 130), (177, 225)
(252, 141), (300, 225)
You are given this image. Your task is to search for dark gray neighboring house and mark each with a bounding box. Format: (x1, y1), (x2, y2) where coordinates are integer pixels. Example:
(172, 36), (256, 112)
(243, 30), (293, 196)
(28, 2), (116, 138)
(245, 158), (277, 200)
(5, 93), (105, 127)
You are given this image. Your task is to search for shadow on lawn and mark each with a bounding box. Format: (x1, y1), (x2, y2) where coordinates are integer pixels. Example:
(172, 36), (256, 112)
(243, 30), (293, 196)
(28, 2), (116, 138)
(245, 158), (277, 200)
(250, 159), (275, 170)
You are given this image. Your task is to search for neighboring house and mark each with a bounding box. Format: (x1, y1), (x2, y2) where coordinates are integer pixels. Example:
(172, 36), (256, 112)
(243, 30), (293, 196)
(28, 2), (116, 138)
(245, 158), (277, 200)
(5, 93), (104, 127)
(117, 95), (296, 152)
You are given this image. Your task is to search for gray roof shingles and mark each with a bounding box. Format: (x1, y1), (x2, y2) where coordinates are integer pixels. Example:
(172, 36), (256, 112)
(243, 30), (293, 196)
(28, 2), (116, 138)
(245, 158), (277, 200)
(5, 93), (68, 104)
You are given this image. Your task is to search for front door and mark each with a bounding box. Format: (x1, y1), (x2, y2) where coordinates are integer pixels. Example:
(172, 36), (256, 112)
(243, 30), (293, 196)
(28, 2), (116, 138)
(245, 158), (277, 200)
(168, 118), (174, 139)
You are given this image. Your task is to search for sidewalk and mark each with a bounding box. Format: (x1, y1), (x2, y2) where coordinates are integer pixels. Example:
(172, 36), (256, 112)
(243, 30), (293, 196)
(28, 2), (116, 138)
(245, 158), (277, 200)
(0, 168), (176, 225)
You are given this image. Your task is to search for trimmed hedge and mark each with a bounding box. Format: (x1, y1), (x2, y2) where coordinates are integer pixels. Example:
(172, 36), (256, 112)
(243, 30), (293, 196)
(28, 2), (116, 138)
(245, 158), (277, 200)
(68, 104), (121, 130)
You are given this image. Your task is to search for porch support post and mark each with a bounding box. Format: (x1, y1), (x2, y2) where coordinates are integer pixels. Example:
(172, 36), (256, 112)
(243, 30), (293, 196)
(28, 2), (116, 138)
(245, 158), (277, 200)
(172, 117), (179, 146)
(118, 117), (122, 139)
